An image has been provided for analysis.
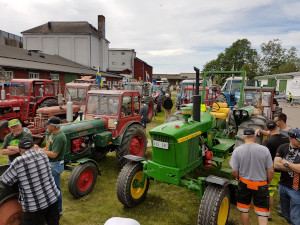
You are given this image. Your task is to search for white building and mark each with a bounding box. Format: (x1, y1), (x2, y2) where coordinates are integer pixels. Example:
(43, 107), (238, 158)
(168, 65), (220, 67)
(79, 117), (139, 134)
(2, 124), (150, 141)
(21, 15), (109, 72)
(108, 49), (136, 78)
(257, 72), (300, 98)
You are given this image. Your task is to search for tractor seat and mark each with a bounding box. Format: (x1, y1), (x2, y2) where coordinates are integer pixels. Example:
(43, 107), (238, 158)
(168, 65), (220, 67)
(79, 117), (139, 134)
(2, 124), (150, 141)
(210, 103), (230, 119)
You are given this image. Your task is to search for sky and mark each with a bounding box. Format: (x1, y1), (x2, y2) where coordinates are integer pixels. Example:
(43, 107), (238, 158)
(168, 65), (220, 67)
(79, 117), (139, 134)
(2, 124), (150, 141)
(1, 0), (300, 74)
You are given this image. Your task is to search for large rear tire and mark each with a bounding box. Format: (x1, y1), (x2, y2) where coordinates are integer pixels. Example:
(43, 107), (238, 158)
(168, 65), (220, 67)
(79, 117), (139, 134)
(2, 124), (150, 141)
(198, 184), (230, 225)
(116, 124), (147, 167)
(68, 162), (98, 199)
(116, 162), (150, 208)
(0, 198), (23, 225)
(38, 98), (58, 108)
(0, 120), (10, 142)
(156, 95), (164, 112)
(147, 100), (154, 123)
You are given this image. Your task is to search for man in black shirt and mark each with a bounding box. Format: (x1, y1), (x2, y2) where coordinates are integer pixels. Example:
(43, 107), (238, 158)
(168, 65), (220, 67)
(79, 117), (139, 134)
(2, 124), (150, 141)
(274, 129), (300, 225)
(263, 120), (289, 218)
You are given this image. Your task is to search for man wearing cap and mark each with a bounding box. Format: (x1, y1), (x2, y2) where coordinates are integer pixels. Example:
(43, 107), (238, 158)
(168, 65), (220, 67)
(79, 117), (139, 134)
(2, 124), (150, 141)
(1, 119), (32, 164)
(274, 128), (300, 225)
(230, 128), (274, 225)
(2, 137), (60, 225)
(140, 99), (148, 128)
(39, 116), (66, 217)
(262, 120), (289, 219)
(163, 93), (173, 120)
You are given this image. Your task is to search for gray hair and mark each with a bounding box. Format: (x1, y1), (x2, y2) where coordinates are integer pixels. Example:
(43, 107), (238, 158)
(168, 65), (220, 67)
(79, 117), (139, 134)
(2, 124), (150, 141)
(50, 124), (61, 129)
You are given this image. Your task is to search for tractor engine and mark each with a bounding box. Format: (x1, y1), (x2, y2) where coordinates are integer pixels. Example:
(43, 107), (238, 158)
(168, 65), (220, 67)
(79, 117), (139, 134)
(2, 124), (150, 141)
(72, 136), (90, 154)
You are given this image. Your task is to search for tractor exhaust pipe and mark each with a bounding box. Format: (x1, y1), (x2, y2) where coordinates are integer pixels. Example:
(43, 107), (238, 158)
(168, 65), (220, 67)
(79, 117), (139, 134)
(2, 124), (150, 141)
(193, 67), (201, 122)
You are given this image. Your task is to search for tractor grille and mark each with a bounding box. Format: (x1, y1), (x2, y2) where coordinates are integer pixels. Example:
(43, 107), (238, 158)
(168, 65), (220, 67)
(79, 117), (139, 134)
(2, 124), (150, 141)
(152, 134), (169, 143)
(188, 137), (199, 165)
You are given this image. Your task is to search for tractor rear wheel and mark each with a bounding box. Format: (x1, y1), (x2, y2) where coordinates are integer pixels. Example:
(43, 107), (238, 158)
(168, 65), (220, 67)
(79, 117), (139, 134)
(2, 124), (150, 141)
(147, 100), (154, 123)
(0, 198), (23, 225)
(156, 95), (164, 112)
(198, 184), (230, 225)
(68, 162), (98, 199)
(116, 162), (149, 208)
(0, 120), (10, 142)
(38, 98), (58, 108)
(116, 124), (147, 167)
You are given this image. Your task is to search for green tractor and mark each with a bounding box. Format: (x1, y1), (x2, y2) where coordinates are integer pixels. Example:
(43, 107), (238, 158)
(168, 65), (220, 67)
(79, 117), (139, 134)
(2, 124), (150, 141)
(116, 69), (261, 224)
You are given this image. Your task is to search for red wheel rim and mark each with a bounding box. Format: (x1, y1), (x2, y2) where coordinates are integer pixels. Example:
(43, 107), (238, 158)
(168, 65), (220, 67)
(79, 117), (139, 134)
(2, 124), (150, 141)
(0, 126), (10, 140)
(0, 198), (23, 225)
(129, 134), (144, 156)
(78, 170), (94, 192)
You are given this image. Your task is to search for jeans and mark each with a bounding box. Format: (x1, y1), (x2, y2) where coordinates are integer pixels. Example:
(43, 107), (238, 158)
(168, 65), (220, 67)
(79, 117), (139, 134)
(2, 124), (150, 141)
(50, 161), (64, 215)
(141, 119), (147, 128)
(279, 184), (300, 225)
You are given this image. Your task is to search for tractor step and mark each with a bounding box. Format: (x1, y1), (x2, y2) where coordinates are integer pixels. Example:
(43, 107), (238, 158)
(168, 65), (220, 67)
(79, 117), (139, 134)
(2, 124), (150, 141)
(220, 167), (232, 174)
(212, 157), (225, 163)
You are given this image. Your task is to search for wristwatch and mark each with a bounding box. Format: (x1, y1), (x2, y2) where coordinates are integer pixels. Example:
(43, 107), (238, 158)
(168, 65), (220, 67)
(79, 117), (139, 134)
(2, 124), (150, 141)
(284, 162), (290, 167)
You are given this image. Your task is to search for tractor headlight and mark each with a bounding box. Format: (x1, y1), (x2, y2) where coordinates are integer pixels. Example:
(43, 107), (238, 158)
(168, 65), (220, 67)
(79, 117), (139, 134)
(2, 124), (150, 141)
(242, 111), (248, 117)
(234, 110), (241, 116)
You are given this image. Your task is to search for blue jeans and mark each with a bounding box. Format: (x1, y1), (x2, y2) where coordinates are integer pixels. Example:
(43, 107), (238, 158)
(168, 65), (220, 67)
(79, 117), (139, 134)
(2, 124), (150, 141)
(50, 161), (64, 215)
(141, 119), (147, 128)
(279, 184), (300, 225)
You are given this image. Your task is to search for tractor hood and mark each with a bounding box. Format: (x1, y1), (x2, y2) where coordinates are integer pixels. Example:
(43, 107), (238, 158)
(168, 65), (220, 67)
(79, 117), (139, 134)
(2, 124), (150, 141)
(61, 118), (106, 136)
(149, 112), (213, 140)
(0, 98), (23, 107)
(36, 105), (83, 118)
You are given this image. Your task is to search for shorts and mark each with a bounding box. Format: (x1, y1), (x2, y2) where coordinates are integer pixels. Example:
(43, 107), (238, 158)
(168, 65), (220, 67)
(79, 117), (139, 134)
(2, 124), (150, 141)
(269, 172), (281, 197)
(237, 177), (270, 217)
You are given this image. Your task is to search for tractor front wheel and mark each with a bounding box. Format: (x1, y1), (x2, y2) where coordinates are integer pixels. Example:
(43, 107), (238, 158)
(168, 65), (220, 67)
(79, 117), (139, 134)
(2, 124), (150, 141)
(198, 184), (230, 225)
(0, 120), (10, 142)
(116, 124), (147, 167)
(68, 162), (98, 199)
(116, 162), (149, 208)
(0, 198), (23, 225)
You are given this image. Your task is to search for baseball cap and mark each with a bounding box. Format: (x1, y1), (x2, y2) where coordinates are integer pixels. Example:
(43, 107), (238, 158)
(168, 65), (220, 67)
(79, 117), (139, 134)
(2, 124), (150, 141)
(8, 119), (21, 128)
(288, 129), (300, 142)
(18, 137), (34, 150)
(166, 93), (170, 97)
(44, 116), (61, 126)
(266, 120), (277, 130)
(243, 128), (255, 136)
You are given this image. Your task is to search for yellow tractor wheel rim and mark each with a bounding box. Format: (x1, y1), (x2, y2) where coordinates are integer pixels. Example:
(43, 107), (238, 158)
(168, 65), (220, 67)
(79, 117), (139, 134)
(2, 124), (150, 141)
(217, 196), (229, 225)
(131, 171), (147, 199)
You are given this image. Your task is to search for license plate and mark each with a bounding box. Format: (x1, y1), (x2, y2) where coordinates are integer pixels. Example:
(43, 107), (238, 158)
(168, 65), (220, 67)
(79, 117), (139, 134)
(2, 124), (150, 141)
(153, 140), (169, 149)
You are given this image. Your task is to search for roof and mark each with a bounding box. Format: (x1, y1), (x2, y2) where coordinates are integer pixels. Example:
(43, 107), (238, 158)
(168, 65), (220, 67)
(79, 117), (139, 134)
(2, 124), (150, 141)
(257, 72), (300, 80)
(11, 79), (53, 83)
(0, 45), (121, 78)
(22, 21), (100, 38)
(87, 90), (139, 95)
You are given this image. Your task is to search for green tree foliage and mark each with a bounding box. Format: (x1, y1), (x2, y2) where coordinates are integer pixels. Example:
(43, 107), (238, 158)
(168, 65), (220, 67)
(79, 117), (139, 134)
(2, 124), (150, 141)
(203, 39), (259, 82)
(260, 39), (299, 74)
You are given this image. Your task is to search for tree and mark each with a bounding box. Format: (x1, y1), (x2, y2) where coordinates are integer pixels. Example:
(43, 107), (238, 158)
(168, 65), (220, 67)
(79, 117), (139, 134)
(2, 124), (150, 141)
(203, 39), (259, 82)
(260, 39), (298, 74)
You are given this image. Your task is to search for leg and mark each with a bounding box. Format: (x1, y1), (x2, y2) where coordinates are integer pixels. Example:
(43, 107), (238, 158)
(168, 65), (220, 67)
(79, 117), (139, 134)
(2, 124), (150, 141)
(258, 216), (268, 225)
(236, 181), (252, 225)
(50, 162), (63, 215)
(279, 184), (292, 224)
(241, 213), (249, 225)
(288, 188), (300, 225)
(45, 201), (59, 225)
(20, 211), (44, 225)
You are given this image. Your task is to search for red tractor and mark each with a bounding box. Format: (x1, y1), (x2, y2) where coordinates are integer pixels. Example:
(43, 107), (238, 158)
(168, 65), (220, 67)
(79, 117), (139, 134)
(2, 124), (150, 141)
(0, 79), (57, 141)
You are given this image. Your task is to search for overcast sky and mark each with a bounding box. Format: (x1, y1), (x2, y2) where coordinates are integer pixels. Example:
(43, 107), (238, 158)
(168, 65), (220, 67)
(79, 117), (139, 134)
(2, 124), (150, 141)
(1, 0), (300, 74)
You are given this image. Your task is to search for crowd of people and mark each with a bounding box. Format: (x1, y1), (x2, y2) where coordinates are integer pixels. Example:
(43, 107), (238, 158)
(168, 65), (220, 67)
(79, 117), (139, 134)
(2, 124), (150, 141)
(231, 112), (300, 225)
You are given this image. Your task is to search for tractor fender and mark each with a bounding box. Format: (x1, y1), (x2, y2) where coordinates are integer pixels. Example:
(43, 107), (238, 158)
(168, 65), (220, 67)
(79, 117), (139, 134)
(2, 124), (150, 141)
(75, 158), (101, 176)
(124, 154), (146, 162)
(205, 175), (236, 204)
(113, 121), (142, 145)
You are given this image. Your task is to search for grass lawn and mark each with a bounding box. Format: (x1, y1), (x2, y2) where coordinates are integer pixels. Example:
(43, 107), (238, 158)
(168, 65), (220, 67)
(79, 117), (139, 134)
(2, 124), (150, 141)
(0, 91), (287, 224)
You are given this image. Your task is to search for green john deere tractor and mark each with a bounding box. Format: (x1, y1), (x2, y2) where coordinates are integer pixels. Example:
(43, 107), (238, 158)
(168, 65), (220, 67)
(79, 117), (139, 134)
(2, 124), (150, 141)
(116, 69), (265, 225)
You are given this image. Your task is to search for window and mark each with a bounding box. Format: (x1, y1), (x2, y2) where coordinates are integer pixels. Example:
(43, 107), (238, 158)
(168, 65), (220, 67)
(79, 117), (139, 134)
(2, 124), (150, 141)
(107, 81), (112, 88)
(50, 74), (59, 81)
(45, 83), (54, 95)
(134, 96), (140, 115)
(29, 72), (39, 79)
(121, 52), (125, 55)
(112, 62), (117, 65)
(1, 71), (13, 80)
(121, 96), (132, 117)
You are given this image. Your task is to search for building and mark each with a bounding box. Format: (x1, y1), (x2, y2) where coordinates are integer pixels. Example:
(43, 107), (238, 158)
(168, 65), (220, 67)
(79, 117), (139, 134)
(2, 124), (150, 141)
(0, 45), (122, 94)
(257, 72), (300, 98)
(0, 30), (23, 48)
(22, 15), (109, 72)
(134, 58), (152, 82)
(153, 72), (196, 86)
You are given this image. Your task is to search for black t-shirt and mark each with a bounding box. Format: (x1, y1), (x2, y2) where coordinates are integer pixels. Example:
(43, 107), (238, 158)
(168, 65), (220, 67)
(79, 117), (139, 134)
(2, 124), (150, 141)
(276, 143), (300, 191)
(263, 134), (289, 160)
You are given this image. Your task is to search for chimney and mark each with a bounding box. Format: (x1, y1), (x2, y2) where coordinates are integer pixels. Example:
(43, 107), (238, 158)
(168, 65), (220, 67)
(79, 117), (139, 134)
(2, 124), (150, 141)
(48, 22), (52, 30)
(98, 15), (105, 38)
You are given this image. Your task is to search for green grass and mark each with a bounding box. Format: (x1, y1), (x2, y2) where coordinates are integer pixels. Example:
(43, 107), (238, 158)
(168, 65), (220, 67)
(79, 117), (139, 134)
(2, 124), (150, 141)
(0, 91), (287, 224)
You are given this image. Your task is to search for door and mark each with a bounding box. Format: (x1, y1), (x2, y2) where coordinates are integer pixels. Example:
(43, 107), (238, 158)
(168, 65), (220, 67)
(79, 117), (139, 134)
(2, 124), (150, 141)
(279, 80), (287, 93)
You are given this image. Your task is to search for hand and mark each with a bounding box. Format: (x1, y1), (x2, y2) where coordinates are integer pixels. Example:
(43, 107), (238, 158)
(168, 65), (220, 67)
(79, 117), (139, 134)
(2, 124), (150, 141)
(281, 159), (288, 165)
(255, 129), (261, 136)
(33, 144), (40, 150)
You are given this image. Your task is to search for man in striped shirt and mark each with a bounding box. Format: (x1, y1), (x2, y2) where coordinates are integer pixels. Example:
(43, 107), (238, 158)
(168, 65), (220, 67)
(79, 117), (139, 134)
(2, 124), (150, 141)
(2, 137), (60, 225)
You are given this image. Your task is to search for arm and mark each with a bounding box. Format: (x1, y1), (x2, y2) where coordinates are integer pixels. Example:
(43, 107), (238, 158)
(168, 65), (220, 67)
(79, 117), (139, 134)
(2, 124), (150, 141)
(274, 157), (291, 172)
(281, 159), (300, 173)
(40, 148), (59, 159)
(2, 164), (18, 186)
(255, 129), (270, 137)
(1, 146), (20, 155)
(267, 167), (274, 184)
(232, 169), (239, 179)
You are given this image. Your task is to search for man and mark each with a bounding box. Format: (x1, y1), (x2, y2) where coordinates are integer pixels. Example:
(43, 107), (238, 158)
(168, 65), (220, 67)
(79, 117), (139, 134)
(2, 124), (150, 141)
(39, 116), (66, 217)
(262, 120), (289, 218)
(1, 119), (32, 164)
(39, 85), (44, 97)
(163, 93), (173, 120)
(140, 100), (148, 128)
(255, 113), (291, 137)
(288, 92), (293, 106)
(2, 137), (60, 225)
(274, 128), (300, 225)
(230, 128), (274, 225)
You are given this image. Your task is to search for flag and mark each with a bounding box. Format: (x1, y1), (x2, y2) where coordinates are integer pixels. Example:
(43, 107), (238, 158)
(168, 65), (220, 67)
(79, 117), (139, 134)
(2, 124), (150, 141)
(146, 72), (150, 80)
(96, 67), (103, 87)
